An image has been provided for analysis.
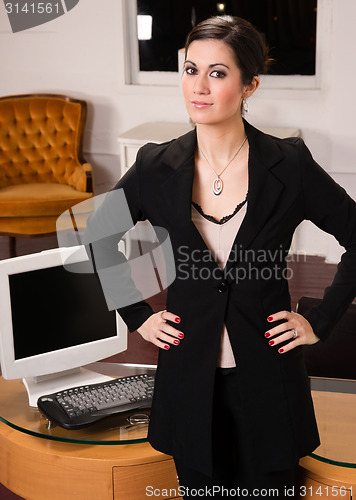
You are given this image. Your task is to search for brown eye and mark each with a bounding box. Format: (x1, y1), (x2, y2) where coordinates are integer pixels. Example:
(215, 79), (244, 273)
(185, 66), (197, 75)
(211, 70), (226, 78)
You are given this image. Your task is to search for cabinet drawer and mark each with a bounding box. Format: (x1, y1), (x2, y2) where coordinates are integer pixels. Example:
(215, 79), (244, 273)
(113, 458), (181, 499)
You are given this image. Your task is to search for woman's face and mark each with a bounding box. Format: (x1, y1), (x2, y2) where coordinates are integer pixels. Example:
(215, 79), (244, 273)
(182, 39), (255, 127)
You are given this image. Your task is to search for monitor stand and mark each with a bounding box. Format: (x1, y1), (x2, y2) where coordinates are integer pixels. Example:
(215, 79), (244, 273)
(23, 367), (114, 407)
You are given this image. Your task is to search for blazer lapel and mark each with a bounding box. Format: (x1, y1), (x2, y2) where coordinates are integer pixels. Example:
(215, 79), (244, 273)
(160, 121), (286, 275)
(161, 129), (223, 274)
(161, 128), (197, 230)
(224, 121), (285, 274)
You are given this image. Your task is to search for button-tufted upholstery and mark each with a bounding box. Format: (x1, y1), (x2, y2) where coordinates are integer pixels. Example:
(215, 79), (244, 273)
(0, 94), (94, 255)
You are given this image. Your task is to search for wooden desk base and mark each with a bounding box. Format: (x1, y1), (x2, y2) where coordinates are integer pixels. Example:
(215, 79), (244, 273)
(2, 420), (356, 500)
(298, 456), (356, 499)
(0, 421), (181, 500)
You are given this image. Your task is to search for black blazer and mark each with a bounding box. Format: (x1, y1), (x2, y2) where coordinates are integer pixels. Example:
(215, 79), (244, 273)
(86, 120), (356, 477)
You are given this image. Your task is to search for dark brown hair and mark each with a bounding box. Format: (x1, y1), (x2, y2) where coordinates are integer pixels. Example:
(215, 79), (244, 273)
(184, 16), (270, 85)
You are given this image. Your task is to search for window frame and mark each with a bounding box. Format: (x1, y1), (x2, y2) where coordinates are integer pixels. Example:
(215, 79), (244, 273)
(122, 0), (331, 91)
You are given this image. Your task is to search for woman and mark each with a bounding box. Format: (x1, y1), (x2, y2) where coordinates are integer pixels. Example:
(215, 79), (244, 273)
(85, 16), (356, 498)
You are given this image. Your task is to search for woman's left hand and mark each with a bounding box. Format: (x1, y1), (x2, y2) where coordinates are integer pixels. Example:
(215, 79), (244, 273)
(265, 311), (320, 353)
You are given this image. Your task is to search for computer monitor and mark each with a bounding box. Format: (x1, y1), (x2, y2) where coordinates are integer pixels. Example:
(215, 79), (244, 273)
(0, 245), (128, 406)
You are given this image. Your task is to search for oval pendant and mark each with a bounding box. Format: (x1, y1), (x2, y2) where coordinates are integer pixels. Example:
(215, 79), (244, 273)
(213, 177), (223, 196)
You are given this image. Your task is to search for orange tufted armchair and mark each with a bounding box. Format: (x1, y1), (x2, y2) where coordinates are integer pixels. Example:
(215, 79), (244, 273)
(0, 94), (93, 256)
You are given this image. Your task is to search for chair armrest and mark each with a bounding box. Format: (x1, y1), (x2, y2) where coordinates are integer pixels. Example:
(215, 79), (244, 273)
(68, 161), (94, 194)
(83, 163), (94, 193)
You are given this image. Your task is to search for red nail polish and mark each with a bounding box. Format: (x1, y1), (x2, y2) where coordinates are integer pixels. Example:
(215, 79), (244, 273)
(267, 316), (273, 322)
(269, 340), (274, 346)
(278, 348), (284, 353)
(164, 344), (170, 350)
(173, 339), (180, 345)
(264, 332), (270, 338)
(178, 333), (184, 339)
(175, 317), (181, 323)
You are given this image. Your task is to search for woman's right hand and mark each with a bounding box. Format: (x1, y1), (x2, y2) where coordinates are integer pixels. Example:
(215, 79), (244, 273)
(137, 310), (184, 350)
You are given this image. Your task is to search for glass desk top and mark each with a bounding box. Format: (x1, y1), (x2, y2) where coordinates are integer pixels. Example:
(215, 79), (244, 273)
(0, 364), (355, 468)
(0, 362), (156, 445)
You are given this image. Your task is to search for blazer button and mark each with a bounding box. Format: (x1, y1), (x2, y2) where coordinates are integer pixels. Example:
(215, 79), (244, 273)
(217, 281), (228, 293)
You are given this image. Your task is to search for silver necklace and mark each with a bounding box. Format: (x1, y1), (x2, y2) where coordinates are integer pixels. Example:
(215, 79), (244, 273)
(199, 136), (248, 196)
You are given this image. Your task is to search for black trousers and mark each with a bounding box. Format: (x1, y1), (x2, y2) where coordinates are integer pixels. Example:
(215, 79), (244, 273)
(174, 368), (299, 499)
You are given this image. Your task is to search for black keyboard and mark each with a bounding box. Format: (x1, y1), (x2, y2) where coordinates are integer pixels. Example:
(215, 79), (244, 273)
(37, 373), (155, 430)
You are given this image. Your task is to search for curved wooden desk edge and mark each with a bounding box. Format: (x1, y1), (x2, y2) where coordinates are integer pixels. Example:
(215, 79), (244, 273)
(3, 419), (356, 500)
(298, 455), (356, 497)
(0, 420), (177, 500)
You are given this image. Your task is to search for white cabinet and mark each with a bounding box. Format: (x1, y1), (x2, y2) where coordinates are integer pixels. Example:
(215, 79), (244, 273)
(118, 122), (194, 173)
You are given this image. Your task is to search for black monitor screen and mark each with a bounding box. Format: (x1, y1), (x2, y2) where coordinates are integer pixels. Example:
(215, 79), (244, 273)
(9, 264), (116, 360)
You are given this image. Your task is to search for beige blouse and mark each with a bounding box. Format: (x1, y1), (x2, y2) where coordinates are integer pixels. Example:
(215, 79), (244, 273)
(191, 201), (247, 368)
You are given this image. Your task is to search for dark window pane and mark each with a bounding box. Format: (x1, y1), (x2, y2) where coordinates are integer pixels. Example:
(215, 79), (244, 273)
(137, 0), (317, 75)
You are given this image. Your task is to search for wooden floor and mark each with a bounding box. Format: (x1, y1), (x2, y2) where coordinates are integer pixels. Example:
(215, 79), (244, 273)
(0, 234), (341, 500)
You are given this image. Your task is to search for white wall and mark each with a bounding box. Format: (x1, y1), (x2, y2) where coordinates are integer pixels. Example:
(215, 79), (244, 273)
(0, 0), (355, 262)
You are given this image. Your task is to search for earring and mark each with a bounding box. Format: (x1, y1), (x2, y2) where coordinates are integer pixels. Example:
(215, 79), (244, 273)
(242, 98), (249, 114)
